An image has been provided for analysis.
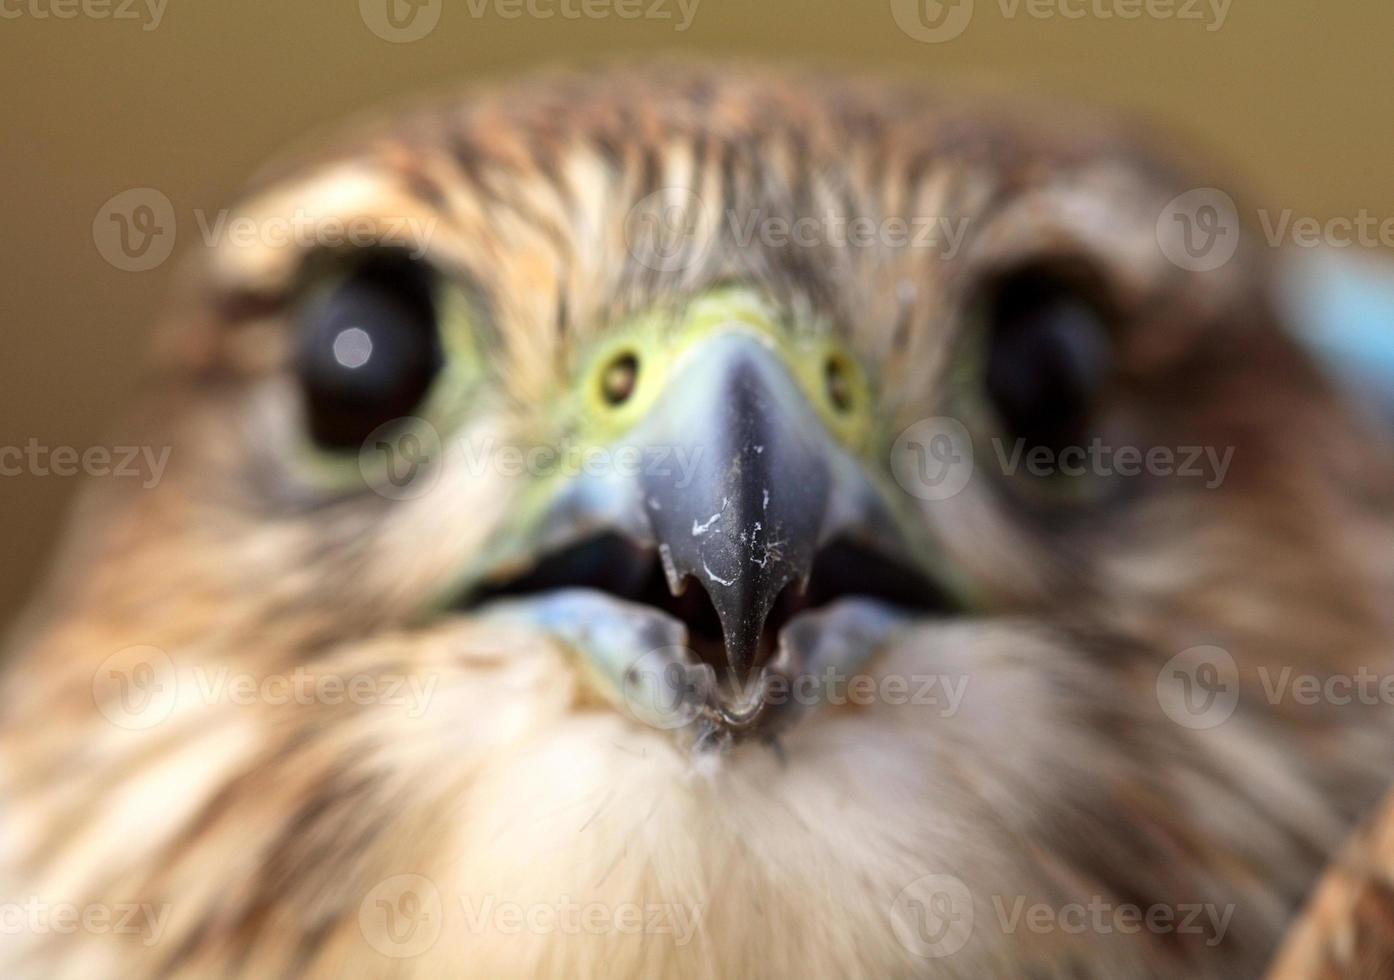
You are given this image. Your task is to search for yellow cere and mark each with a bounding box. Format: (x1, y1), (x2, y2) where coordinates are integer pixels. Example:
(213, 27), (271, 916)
(566, 286), (877, 457)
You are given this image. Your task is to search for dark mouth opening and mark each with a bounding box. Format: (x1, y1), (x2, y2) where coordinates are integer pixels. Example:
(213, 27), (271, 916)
(464, 533), (960, 676)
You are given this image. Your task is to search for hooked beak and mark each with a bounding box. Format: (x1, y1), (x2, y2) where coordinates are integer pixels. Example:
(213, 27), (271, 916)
(633, 330), (914, 682)
(462, 325), (965, 742)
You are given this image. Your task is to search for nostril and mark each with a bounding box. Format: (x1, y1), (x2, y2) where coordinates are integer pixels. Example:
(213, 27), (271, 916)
(824, 354), (855, 413)
(601, 351), (640, 406)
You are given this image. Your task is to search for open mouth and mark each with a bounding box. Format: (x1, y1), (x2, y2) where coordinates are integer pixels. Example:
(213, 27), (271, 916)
(464, 532), (961, 706)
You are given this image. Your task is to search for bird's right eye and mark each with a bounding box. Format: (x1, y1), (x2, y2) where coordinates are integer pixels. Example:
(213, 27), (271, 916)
(293, 253), (443, 451)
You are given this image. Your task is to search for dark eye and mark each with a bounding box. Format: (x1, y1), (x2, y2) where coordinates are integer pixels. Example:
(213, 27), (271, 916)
(981, 264), (1113, 455)
(294, 253), (442, 451)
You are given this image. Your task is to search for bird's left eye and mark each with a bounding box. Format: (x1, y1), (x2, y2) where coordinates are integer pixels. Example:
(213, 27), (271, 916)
(293, 253), (443, 451)
(979, 263), (1114, 457)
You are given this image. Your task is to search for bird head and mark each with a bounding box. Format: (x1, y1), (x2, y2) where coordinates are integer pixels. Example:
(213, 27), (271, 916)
(7, 66), (1394, 978)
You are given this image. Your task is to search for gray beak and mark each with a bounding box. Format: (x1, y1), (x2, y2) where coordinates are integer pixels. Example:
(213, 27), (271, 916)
(636, 331), (898, 681)
(464, 324), (963, 741)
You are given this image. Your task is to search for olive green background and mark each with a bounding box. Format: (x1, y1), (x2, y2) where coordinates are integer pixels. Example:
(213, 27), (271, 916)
(1, 0), (1391, 626)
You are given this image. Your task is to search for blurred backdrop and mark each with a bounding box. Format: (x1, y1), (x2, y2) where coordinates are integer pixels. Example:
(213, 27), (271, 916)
(2, 0), (1391, 625)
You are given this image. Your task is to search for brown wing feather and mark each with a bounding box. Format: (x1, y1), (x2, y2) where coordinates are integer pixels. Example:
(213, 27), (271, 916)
(1269, 789), (1394, 979)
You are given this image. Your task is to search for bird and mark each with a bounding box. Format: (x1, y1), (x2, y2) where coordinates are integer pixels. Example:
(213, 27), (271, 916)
(2, 63), (1393, 979)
